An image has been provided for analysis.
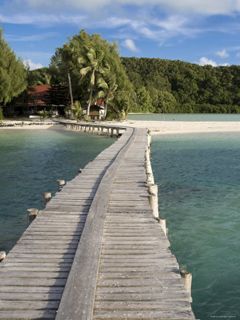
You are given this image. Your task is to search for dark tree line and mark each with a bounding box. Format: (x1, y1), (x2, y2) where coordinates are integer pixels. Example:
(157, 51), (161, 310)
(122, 57), (240, 113)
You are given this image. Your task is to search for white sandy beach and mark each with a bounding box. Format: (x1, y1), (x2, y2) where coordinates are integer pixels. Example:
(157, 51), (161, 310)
(1, 119), (240, 134)
(121, 120), (240, 135)
(0, 121), (60, 130)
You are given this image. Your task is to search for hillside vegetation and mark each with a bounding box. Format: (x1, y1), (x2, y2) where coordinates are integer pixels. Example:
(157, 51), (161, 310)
(122, 57), (240, 113)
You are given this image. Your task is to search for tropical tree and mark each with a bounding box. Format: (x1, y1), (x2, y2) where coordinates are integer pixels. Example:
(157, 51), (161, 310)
(71, 100), (82, 121)
(50, 30), (134, 119)
(78, 47), (109, 115)
(0, 30), (27, 107)
(27, 67), (52, 86)
(97, 73), (118, 118)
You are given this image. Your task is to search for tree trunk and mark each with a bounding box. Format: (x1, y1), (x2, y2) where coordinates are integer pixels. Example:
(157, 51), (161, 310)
(104, 104), (108, 119)
(87, 88), (93, 116)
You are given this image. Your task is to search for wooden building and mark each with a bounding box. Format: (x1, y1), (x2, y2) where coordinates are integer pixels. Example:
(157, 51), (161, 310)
(89, 99), (106, 120)
(6, 84), (69, 117)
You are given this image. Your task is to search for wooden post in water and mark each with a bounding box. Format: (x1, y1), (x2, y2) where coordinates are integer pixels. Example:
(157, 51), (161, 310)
(180, 269), (193, 303)
(159, 219), (167, 236)
(43, 192), (52, 204)
(0, 251), (6, 262)
(27, 208), (39, 223)
(57, 179), (66, 191)
(147, 132), (152, 148)
(145, 148), (154, 185)
(148, 184), (159, 219)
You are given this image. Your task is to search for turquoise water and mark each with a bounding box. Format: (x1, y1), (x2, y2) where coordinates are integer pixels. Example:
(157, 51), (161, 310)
(0, 129), (114, 252)
(152, 133), (240, 320)
(128, 113), (240, 121)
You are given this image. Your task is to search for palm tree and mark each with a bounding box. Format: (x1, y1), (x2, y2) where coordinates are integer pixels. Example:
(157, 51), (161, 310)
(79, 47), (109, 116)
(97, 73), (118, 118)
(71, 100), (82, 121)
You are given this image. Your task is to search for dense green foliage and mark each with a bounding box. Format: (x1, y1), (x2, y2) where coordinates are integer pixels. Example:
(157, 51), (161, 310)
(50, 30), (134, 119)
(27, 67), (51, 86)
(122, 57), (240, 113)
(2, 26), (240, 117)
(0, 31), (27, 106)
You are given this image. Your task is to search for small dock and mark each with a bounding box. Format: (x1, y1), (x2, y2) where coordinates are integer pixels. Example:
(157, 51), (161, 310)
(0, 124), (195, 319)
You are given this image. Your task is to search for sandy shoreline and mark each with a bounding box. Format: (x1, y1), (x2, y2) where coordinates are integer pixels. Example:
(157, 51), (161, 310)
(120, 120), (240, 135)
(0, 121), (60, 130)
(1, 120), (240, 134)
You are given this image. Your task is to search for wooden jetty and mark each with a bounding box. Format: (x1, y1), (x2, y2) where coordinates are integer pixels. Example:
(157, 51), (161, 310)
(0, 124), (195, 319)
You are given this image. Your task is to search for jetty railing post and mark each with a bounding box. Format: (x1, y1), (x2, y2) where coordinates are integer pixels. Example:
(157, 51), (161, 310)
(180, 269), (193, 303)
(145, 137), (168, 235)
(147, 130), (152, 148)
(0, 251), (6, 262)
(148, 184), (159, 219)
(27, 208), (39, 223)
(159, 218), (167, 236)
(57, 179), (66, 191)
(145, 147), (154, 185)
(43, 192), (52, 204)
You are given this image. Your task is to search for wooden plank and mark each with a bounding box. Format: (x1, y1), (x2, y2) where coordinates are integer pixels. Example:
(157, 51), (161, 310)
(0, 292), (62, 300)
(0, 300), (59, 310)
(93, 310), (194, 319)
(0, 310), (56, 319)
(94, 301), (192, 310)
(0, 271), (68, 278)
(0, 286), (64, 293)
(0, 278), (66, 286)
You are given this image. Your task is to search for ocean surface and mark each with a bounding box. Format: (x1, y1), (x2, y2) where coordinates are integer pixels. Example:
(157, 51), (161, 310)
(152, 132), (240, 320)
(0, 128), (114, 252)
(128, 113), (240, 121)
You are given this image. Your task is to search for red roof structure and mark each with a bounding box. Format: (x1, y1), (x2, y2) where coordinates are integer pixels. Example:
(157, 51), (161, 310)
(27, 84), (51, 107)
(95, 98), (105, 107)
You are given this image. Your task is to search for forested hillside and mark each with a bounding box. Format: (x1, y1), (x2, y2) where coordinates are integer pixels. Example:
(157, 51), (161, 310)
(122, 57), (240, 113)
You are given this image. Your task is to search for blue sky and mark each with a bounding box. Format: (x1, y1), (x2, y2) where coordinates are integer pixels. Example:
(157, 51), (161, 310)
(1, 0), (240, 69)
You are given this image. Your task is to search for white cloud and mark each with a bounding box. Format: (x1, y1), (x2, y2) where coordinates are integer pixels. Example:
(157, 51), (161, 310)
(6, 0), (240, 15)
(123, 38), (138, 52)
(6, 32), (57, 42)
(216, 49), (229, 58)
(23, 59), (44, 70)
(0, 13), (85, 25)
(198, 57), (230, 67)
(198, 57), (218, 67)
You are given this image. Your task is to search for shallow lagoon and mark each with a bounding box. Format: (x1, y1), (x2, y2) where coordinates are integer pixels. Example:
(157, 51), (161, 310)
(128, 113), (240, 121)
(0, 128), (114, 252)
(152, 132), (240, 320)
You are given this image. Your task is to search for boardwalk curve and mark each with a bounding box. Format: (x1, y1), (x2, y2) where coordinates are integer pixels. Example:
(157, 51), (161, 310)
(0, 124), (195, 319)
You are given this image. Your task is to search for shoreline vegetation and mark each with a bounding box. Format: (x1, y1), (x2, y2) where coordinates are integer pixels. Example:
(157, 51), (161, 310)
(2, 29), (240, 121)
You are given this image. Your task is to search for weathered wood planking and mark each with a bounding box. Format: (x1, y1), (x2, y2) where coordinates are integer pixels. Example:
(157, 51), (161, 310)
(56, 127), (195, 320)
(92, 129), (195, 320)
(0, 124), (195, 320)
(0, 126), (132, 319)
